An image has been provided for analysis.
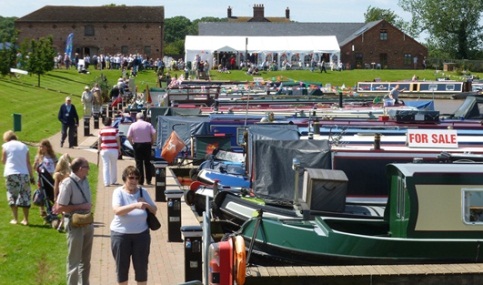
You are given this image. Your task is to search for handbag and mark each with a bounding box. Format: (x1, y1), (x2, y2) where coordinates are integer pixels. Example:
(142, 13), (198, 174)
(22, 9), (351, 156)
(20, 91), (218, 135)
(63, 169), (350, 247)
(139, 187), (161, 231)
(71, 212), (94, 227)
(69, 178), (94, 227)
(32, 189), (45, 206)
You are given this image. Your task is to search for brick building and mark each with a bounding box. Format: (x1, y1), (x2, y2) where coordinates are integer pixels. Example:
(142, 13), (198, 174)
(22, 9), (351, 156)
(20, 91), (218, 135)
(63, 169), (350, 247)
(15, 6), (164, 59)
(339, 20), (427, 69)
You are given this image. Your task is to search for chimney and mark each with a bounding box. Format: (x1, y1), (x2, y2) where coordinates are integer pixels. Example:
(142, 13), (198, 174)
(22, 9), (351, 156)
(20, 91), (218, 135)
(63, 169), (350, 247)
(253, 4), (265, 20)
(285, 7), (290, 19)
(227, 6), (232, 18)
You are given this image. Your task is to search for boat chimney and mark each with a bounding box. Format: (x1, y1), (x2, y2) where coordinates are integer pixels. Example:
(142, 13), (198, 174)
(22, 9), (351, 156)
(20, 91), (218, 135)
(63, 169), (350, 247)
(373, 133), (381, 150)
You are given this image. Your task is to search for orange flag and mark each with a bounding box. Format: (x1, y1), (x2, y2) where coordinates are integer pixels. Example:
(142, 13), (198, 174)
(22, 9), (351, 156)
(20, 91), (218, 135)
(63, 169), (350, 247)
(161, 131), (186, 164)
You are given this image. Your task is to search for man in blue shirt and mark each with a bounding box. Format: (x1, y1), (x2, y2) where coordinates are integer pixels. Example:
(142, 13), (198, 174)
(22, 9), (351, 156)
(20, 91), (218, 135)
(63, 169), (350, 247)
(58, 96), (79, 148)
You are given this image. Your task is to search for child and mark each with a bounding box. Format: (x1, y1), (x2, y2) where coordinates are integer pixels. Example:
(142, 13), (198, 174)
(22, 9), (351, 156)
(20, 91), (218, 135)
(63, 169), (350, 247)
(52, 153), (72, 231)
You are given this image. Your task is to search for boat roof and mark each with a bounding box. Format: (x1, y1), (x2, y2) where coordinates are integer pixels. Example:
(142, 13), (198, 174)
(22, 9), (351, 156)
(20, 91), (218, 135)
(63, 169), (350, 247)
(388, 163), (483, 176)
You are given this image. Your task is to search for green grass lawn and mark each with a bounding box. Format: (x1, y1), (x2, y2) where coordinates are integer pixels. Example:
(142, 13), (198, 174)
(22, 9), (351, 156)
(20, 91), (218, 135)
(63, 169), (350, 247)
(0, 66), (480, 284)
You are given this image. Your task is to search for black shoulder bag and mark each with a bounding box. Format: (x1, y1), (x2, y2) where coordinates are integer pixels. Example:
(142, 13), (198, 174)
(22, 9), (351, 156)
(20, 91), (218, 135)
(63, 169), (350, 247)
(140, 187), (161, 231)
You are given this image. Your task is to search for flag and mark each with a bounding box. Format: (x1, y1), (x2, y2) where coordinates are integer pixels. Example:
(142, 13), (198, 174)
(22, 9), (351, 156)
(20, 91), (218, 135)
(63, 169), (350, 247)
(65, 33), (74, 59)
(161, 131), (186, 164)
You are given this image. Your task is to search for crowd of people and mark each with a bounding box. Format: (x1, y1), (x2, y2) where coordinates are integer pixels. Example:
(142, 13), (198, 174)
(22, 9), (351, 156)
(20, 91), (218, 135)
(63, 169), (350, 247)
(2, 91), (160, 284)
(55, 52), (161, 73)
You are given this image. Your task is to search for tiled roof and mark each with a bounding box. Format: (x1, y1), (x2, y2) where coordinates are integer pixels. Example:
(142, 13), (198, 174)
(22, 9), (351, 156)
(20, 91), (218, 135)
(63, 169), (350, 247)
(198, 22), (374, 44)
(15, 6), (164, 23)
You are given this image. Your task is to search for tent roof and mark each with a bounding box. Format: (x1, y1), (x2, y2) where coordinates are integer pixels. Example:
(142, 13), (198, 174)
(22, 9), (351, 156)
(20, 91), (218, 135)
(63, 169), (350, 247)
(185, 35), (340, 54)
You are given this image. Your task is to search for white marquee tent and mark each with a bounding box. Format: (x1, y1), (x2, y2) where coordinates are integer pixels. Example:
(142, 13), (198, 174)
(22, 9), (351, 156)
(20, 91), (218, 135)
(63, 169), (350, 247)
(184, 35), (341, 70)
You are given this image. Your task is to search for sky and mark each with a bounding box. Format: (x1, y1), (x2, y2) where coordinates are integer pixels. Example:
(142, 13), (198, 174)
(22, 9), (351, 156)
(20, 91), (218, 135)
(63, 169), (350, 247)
(1, 0), (413, 23)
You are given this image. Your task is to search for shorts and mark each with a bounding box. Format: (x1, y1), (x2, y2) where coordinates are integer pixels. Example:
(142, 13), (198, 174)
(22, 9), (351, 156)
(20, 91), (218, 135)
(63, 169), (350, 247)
(5, 174), (31, 207)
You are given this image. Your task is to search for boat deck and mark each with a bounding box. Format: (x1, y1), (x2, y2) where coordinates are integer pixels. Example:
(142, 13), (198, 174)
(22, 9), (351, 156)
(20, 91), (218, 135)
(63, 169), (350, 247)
(245, 263), (483, 284)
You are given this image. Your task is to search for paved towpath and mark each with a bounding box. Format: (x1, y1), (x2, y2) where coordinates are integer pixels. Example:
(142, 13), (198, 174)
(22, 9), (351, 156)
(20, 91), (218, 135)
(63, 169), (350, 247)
(48, 117), (200, 285)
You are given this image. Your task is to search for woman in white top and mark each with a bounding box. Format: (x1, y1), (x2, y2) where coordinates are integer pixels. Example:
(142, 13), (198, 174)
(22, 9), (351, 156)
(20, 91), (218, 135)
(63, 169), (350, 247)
(2, 130), (35, 225)
(110, 165), (157, 285)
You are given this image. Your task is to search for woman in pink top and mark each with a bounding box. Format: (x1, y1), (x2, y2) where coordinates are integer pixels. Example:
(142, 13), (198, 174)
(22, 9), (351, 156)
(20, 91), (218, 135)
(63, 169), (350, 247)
(98, 117), (121, 187)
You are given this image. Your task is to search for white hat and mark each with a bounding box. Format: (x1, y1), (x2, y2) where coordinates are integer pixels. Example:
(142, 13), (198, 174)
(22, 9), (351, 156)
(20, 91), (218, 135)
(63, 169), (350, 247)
(84, 86), (89, 90)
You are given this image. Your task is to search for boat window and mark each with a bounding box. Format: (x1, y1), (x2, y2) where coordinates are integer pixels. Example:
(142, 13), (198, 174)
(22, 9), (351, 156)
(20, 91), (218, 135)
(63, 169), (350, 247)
(462, 188), (483, 224)
(396, 177), (406, 219)
(236, 127), (247, 146)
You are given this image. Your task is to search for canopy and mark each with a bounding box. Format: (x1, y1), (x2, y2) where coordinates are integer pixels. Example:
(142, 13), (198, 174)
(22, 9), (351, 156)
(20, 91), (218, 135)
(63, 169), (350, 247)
(185, 35), (341, 69)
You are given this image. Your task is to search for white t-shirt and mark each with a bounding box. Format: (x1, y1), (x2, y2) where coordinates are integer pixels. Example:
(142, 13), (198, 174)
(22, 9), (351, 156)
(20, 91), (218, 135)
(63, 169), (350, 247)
(110, 187), (155, 234)
(2, 140), (29, 176)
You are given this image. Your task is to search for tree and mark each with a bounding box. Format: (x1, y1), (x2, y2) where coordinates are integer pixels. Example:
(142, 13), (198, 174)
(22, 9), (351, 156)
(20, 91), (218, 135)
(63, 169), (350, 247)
(365, 6), (398, 23)
(0, 31), (18, 77)
(163, 16), (226, 56)
(0, 16), (17, 43)
(364, 6), (411, 37)
(164, 16), (192, 43)
(398, 0), (483, 59)
(19, 37), (56, 87)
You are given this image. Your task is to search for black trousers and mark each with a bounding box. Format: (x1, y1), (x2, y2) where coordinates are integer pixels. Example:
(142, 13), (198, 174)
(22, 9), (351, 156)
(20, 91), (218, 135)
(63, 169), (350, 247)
(133, 142), (153, 185)
(61, 123), (77, 147)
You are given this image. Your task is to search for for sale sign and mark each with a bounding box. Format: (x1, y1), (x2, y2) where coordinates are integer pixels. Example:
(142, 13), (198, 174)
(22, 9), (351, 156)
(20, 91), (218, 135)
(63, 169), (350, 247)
(407, 129), (458, 148)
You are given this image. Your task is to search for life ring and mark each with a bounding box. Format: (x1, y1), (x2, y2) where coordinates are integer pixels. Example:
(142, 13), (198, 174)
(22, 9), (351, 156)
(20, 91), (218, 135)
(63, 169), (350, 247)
(233, 235), (246, 285)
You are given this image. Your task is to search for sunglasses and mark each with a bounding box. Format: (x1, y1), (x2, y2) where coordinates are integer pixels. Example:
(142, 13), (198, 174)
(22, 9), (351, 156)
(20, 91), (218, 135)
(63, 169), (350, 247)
(81, 165), (90, 169)
(128, 176), (139, 180)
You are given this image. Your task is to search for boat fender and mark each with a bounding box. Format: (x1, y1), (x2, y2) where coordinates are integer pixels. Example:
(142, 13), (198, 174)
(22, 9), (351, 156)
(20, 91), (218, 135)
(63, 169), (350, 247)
(233, 235), (246, 285)
(185, 181), (202, 206)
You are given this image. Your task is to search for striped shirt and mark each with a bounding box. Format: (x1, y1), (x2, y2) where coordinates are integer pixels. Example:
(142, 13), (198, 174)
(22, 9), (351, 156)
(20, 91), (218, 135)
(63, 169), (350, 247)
(99, 126), (119, 150)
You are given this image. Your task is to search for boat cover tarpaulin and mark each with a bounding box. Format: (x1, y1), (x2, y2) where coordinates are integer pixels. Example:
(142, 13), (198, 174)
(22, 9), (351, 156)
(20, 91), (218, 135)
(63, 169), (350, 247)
(150, 107), (202, 126)
(404, 100), (434, 110)
(452, 96), (483, 119)
(156, 116), (210, 150)
(253, 139), (331, 201)
(246, 124), (301, 177)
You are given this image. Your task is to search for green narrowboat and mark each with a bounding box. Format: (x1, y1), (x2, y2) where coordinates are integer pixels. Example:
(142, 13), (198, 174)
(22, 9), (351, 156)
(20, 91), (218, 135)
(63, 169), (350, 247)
(239, 163), (483, 265)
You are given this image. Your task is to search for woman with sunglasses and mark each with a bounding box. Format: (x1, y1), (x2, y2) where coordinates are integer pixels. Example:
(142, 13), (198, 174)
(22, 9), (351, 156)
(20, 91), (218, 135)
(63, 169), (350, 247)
(110, 165), (157, 285)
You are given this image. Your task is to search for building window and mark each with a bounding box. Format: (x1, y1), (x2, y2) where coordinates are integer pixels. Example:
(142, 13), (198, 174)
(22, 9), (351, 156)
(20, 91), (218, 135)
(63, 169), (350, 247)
(85, 25), (94, 36)
(355, 52), (363, 69)
(144, 46), (151, 56)
(404, 54), (412, 65)
(462, 188), (483, 224)
(121, 46), (128, 55)
(380, 29), (388, 41)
